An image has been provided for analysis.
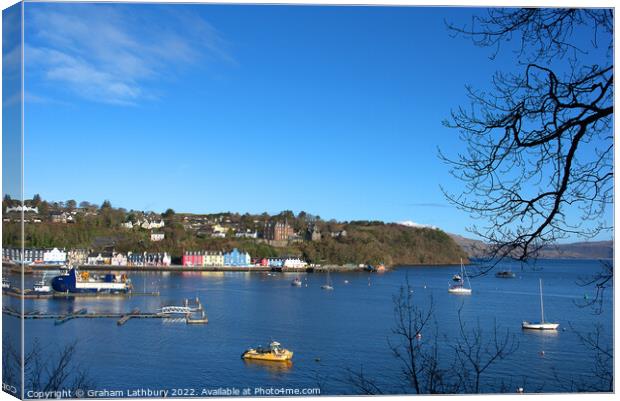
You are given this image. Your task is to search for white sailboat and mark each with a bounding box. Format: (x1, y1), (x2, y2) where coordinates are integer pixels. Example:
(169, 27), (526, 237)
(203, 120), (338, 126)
(448, 259), (472, 295)
(522, 279), (559, 330)
(321, 269), (334, 290)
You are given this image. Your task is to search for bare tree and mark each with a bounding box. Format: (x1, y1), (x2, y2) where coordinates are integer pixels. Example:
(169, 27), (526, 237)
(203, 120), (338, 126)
(452, 305), (518, 393)
(441, 9), (613, 272)
(348, 279), (517, 394)
(575, 260), (613, 314)
(3, 336), (94, 397)
(551, 323), (613, 392)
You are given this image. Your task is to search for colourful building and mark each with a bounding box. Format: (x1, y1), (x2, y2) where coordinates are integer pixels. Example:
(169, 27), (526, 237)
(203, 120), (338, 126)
(204, 251), (224, 267)
(223, 248), (251, 267)
(182, 251), (203, 267)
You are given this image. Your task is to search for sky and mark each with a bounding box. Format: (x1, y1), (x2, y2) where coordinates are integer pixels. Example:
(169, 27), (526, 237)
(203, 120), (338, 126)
(3, 3), (613, 240)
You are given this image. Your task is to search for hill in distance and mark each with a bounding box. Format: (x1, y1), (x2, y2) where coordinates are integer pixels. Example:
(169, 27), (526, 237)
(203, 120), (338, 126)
(449, 234), (613, 260)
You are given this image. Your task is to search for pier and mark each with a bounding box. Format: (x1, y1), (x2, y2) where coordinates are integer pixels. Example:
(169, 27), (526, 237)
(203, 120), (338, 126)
(2, 297), (208, 326)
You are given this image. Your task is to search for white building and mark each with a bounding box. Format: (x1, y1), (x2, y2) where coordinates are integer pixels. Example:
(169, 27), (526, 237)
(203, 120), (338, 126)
(121, 221), (133, 229)
(150, 233), (165, 242)
(43, 248), (67, 264)
(110, 253), (128, 266)
(283, 257), (308, 269)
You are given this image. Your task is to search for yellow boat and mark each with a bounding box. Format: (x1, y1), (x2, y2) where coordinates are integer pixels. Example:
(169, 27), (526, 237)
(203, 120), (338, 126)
(241, 341), (293, 362)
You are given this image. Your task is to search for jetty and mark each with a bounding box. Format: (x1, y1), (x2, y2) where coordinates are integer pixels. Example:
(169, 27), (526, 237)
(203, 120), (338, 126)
(2, 297), (208, 326)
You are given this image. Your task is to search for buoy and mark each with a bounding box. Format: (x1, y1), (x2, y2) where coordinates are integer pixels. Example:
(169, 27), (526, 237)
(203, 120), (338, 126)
(517, 387), (524, 393)
(539, 350), (545, 357)
(315, 357), (321, 362)
(416, 333), (422, 339)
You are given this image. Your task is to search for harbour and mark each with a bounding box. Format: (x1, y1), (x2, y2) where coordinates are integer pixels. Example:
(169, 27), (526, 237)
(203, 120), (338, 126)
(2, 259), (612, 394)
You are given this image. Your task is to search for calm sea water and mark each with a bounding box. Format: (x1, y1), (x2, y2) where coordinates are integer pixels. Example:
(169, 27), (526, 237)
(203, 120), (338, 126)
(3, 259), (614, 395)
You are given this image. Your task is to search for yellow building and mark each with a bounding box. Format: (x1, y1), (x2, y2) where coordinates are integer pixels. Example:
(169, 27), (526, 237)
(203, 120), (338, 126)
(204, 251), (224, 267)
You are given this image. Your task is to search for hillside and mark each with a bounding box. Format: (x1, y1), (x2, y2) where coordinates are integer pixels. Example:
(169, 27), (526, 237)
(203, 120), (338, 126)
(449, 234), (613, 260)
(2, 197), (468, 266)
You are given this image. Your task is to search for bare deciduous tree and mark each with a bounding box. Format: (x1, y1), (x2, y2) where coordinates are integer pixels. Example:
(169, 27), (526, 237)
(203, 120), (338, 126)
(441, 9), (613, 272)
(3, 336), (94, 397)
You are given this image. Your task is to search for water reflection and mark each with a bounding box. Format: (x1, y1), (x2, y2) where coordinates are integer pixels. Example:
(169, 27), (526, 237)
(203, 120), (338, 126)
(242, 359), (293, 375)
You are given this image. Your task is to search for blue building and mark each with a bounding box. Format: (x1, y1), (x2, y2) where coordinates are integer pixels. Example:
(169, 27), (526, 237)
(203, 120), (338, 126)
(223, 248), (251, 267)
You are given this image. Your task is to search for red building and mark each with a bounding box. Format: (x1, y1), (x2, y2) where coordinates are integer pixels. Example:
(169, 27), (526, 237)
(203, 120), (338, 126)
(182, 251), (203, 267)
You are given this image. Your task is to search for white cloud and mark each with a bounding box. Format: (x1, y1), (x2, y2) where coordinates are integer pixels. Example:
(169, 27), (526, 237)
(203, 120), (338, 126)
(25, 4), (232, 105)
(396, 220), (439, 230)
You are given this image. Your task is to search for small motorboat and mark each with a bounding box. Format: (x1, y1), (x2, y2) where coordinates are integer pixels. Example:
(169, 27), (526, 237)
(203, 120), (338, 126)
(242, 341), (293, 362)
(33, 279), (51, 293)
(495, 270), (516, 278)
(291, 277), (302, 287)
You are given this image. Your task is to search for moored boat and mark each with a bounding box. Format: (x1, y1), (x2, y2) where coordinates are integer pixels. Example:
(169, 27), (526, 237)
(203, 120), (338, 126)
(449, 259), (472, 295)
(2, 277), (10, 290)
(522, 279), (559, 330)
(33, 274), (51, 294)
(241, 341), (293, 362)
(51, 268), (131, 294)
(291, 277), (302, 287)
(496, 270), (516, 278)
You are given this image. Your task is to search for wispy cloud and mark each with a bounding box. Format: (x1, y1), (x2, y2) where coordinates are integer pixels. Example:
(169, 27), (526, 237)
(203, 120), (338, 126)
(25, 4), (232, 105)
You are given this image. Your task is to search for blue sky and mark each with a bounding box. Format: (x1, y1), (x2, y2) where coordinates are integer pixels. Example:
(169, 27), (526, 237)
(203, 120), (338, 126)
(10, 3), (612, 240)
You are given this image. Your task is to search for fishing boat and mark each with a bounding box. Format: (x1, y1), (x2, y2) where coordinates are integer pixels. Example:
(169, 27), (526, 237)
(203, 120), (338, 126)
(33, 274), (51, 293)
(495, 270), (516, 278)
(241, 341), (293, 362)
(291, 277), (302, 287)
(321, 269), (334, 290)
(522, 279), (559, 330)
(51, 268), (131, 294)
(448, 259), (472, 295)
(2, 277), (10, 290)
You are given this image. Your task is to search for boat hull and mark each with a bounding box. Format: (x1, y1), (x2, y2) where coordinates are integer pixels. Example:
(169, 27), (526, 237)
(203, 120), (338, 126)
(522, 321), (559, 330)
(242, 350), (293, 362)
(52, 269), (129, 294)
(448, 286), (472, 295)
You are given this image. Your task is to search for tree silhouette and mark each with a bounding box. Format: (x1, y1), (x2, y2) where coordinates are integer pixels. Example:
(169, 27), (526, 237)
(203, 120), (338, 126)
(441, 9), (613, 269)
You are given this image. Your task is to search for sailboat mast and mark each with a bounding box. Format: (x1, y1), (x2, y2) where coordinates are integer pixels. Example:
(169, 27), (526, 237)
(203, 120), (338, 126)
(539, 278), (545, 323)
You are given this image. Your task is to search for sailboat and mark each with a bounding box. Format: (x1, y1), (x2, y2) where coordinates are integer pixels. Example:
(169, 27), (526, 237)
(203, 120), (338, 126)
(448, 259), (472, 295)
(321, 269), (334, 290)
(522, 279), (559, 330)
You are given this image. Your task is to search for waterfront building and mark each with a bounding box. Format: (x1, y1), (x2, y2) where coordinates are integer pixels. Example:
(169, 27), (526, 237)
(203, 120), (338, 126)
(283, 257), (307, 269)
(204, 251), (224, 267)
(121, 221), (133, 229)
(127, 252), (144, 266)
(67, 249), (89, 266)
(183, 251), (204, 267)
(110, 252), (128, 266)
(267, 257), (284, 268)
(43, 248), (67, 264)
(146, 252), (171, 266)
(127, 252), (171, 267)
(3, 247), (45, 263)
(265, 221), (295, 241)
(223, 248), (251, 267)
(87, 252), (113, 265)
